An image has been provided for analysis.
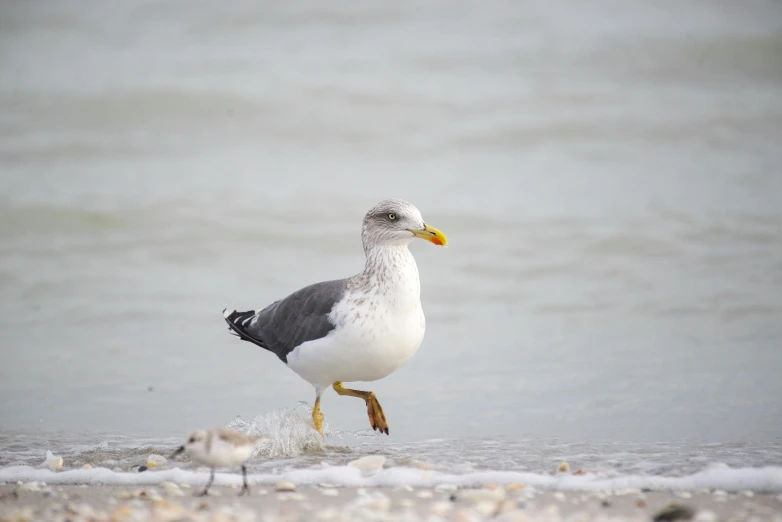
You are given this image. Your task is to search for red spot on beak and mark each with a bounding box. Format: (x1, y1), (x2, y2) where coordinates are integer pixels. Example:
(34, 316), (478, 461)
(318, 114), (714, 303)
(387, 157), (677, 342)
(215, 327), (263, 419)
(430, 237), (444, 246)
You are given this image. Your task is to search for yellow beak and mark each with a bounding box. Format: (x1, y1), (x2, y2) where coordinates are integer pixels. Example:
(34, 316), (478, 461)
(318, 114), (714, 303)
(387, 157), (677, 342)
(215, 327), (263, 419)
(408, 223), (448, 247)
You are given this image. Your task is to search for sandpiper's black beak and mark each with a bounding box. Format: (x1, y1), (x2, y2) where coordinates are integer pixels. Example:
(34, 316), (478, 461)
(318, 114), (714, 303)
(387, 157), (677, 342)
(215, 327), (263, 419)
(170, 446), (185, 459)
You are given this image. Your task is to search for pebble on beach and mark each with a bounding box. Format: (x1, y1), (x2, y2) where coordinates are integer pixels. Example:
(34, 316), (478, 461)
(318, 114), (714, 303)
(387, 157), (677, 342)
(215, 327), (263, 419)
(109, 505), (133, 520)
(275, 481), (296, 492)
(695, 510), (718, 522)
(557, 462), (570, 473)
(429, 501), (453, 516)
(160, 482), (184, 497)
(653, 504), (696, 521)
(455, 488), (506, 504)
(712, 490), (728, 503)
(150, 499), (187, 520)
(353, 492), (391, 513)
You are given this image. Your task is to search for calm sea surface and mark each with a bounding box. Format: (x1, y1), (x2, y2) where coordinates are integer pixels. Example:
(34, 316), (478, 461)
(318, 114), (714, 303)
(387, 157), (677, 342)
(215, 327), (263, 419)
(1, 0), (781, 471)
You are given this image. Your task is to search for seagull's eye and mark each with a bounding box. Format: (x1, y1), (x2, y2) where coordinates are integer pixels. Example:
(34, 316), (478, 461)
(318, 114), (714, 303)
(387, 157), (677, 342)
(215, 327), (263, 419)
(388, 213), (396, 221)
(188, 437), (195, 443)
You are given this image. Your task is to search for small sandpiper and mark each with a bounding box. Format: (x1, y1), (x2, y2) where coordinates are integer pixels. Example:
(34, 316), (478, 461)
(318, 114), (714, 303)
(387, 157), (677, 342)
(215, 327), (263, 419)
(171, 428), (266, 496)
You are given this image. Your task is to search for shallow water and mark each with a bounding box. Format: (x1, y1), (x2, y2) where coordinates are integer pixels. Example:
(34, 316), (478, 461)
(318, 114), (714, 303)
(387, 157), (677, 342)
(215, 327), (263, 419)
(1, 0), (782, 476)
(2, 408), (781, 483)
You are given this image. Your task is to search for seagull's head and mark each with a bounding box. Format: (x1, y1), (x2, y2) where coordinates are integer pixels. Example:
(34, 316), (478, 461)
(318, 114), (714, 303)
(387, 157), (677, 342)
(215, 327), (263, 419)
(362, 198), (448, 249)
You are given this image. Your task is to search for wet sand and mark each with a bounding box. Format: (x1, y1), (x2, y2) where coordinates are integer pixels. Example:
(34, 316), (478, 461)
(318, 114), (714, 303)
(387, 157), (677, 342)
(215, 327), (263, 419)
(2, 483), (781, 521)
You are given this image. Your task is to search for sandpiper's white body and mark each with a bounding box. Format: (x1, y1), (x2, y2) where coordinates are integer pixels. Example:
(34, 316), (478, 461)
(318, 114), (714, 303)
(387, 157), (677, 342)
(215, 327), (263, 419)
(184, 430), (260, 469)
(287, 245), (426, 388)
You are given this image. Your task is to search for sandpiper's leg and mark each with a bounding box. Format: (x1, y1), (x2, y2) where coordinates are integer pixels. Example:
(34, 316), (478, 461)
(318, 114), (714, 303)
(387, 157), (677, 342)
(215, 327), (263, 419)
(198, 468), (215, 496)
(238, 465), (250, 496)
(312, 387), (325, 436)
(332, 381), (389, 435)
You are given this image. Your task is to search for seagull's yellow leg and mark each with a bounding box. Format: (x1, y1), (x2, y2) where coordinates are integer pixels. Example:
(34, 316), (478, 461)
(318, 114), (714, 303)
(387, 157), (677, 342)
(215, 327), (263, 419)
(312, 394), (325, 436)
(332, 381), (389, 435)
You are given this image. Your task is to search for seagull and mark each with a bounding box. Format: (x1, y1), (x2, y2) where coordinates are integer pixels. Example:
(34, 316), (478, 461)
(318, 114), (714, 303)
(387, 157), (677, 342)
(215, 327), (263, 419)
(223, 199), (447, 436)
(171, 428), (266, 496)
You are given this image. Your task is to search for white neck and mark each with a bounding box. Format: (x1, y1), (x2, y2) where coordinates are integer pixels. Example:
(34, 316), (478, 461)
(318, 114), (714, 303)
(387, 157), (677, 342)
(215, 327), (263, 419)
(352, 245), (421, 302)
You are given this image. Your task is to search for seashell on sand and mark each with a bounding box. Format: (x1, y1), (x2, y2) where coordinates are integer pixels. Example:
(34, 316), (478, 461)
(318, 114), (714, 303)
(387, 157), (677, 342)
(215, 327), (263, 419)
(41, 451), (63, 471)
(348, 455), (386, 476)
(146, 454), (167, 468)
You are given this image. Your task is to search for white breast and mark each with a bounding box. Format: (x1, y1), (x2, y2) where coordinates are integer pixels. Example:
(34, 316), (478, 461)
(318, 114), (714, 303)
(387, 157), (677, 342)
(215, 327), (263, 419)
(287, 246), (426, 388)
(188, 437), (255, 468)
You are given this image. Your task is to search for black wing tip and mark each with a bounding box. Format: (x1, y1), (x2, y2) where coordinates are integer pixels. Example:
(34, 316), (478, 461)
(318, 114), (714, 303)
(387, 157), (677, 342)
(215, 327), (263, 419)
(223, 308), (254, 323)
(223, 308), (265, 346)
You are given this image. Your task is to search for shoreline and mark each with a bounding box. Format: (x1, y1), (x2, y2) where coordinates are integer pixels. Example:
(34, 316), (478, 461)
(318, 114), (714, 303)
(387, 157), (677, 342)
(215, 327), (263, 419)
(2, 484), (781, 521)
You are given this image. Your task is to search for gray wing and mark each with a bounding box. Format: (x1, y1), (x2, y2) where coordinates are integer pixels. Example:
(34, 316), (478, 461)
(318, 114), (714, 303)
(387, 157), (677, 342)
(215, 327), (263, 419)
(223, 278), (348, 363)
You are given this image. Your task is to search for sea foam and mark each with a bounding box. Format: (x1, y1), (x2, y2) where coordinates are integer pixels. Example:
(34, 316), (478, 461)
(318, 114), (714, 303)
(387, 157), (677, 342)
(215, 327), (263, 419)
(1, 464), (781, 492)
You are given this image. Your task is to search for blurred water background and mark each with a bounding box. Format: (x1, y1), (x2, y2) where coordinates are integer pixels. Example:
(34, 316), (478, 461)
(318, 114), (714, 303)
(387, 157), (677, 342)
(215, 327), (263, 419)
(1, 0), (781, 465)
